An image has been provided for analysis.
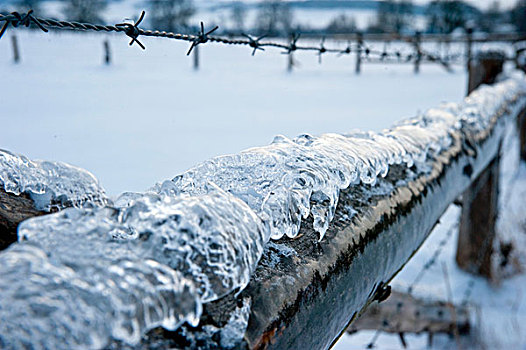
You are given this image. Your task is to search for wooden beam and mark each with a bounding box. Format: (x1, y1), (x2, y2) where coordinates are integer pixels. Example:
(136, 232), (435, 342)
(129, 91), (518, 349)
(347, 291), (470, 337)
(0, 189), (45, 251)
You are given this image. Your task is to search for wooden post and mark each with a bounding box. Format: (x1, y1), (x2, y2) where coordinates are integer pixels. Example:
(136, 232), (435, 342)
(467, 51), (505, 96)
(515, 48), (526, 73)
(457, 156), (500, 278)
(457, 51), (505, 279)
(11, 35), (20, 64)
(355, 33), (363, 75)
(520, 109), (526, 162)
(466, 27), (473, 71)
(193, 45), (199, 71)
(287, 52), (294, 73)
(0, 189), (45, 251)
(103, 39), (111, 65)
(413, 32), (421, 74)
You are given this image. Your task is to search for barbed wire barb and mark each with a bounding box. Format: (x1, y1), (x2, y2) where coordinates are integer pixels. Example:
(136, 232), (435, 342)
(0, 10), (47, 39)
(115, 10), (146, 50)
(317, 36), (326, 64)
(242, 33), (266, 56)
(283, 33), (301, 55)
(187, 22), (219, 56)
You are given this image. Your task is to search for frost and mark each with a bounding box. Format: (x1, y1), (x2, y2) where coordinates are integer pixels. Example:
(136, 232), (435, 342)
(160, 73), (526, 241)
(0, 149), (109, 210)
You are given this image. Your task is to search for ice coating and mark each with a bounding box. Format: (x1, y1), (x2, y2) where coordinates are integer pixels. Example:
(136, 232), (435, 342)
(0, 149), (109, 210)
(161, 73), (526, 240)
(0, 73), (525, 349)
(0, 244), (200, 350)
(0, 186), (267, 349)
(202, 298), (252, 349)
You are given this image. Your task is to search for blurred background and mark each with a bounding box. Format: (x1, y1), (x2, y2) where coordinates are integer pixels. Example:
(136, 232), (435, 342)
(4, 0), (525, 195)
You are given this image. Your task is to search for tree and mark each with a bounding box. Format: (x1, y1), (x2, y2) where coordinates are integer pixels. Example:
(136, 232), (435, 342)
(326, 14), (357, 34)
(479, 1), (504, 33)
(62, 0), (107, 23)
(255, 0), (294, 36)
(425, 0), (480, 34)
(371, 0), (414, 34)
(511, 0), (526, 32)
(148, 0), (195, 32)
(230, 2), (247, 32)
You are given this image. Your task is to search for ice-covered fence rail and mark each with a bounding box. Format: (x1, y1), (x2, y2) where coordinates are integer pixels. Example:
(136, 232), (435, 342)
(168, 73), (526, 350)
(0, 149), (109, 211)
(0, 72), (526, 349)
(0, 150), (109, 249)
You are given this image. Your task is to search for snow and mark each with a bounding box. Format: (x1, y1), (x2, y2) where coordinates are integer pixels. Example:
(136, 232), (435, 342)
(0, 26), (525, 350)
(0, 30), (467, 196)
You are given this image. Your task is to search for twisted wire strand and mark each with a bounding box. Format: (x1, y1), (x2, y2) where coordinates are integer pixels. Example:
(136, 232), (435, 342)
(0, 10), (462, 68)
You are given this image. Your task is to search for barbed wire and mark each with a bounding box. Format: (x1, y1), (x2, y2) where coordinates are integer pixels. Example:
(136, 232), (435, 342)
(406, 225), (456, 295)
(366, 224), (456, 349)
(0, 9), (462, 69)
(365, 194), (505, 349)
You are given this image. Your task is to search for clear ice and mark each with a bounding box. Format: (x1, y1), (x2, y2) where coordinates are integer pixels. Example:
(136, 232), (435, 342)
(0, 149), (109, 210)
(0, 186), (267, 349)
(0, 72), (525, 349)
(162, 73), (526, 240)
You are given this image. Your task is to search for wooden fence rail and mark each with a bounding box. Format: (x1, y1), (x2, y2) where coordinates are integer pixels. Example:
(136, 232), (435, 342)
(129, 54), (526, 349)
(0, 51), (525, 349)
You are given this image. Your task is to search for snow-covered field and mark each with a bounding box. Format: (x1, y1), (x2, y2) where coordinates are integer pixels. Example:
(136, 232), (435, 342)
(0, 31), (467, 195)
(1, 28), (525, 349)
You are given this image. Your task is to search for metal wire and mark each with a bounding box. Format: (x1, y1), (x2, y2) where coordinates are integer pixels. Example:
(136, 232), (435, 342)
(365, 224), (456, 349)
(0, 9), (462, 69)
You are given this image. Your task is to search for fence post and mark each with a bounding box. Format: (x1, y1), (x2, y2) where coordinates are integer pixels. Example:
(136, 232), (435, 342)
(467, 51), (505, 96)
(456, 51), (505, 278)
(516, 47), (526, 73)
(12, 35), (20, 64)
(466, 27), (473, 71)
(286, 52), (293, 72)
(514, 47), (526, 161)
(103, 39), (111, 65)
(413, 32), (421, 74)
(520, 110), (526, 162)
(355, 32), (363, 75)
(193, 45), (199, 70)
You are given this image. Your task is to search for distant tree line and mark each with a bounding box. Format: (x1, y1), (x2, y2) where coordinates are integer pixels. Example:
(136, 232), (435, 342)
(324, 0), (526, 35)
(371, 0), (526, 34)
(369, 0), (414, 34)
